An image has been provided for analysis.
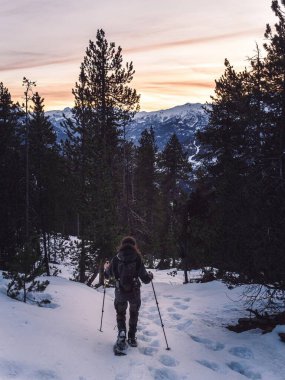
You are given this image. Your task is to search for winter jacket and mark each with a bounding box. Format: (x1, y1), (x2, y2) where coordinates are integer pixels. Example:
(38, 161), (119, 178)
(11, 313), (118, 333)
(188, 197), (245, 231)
(104, 244), (152, 286)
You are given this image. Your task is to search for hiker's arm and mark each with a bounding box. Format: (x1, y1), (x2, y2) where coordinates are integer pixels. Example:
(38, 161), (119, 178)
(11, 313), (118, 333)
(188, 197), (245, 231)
(138, 257), (153, 284)
(104, 259), (113, 279)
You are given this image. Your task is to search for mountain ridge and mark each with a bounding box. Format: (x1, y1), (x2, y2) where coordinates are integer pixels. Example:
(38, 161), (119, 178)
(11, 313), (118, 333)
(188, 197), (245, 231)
(46, 103), (208, 160)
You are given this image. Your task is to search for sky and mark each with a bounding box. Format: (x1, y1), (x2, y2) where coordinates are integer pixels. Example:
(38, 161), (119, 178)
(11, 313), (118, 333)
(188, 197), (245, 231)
(0, 0), (277, 111)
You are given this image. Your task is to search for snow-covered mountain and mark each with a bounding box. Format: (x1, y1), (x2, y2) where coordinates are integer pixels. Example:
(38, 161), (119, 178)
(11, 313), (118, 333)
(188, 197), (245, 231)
(46, 103), (208, 159)
(46, 107), (73, 142)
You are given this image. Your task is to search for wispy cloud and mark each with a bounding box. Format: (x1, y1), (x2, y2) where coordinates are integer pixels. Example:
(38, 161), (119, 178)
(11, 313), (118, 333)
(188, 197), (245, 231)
(125, 29), (263, 53)
(0, 54), (79, 72)
(141, 80), (214, 91)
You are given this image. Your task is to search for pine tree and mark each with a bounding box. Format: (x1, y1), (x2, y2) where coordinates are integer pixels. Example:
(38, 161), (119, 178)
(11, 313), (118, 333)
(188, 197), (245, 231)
(22, 77), (36, 245)
(196, 60), (255, 271)
(263, 0), (285, 179)
(133, 127), (159, 256)
(158, 133), (191, 266)
(63, 29), (140, 282)
(2, 87), (52, 303)
(0, 83), (23, 266)
(29, 92), (60, 275)
(117, 139), (136, 233)
(192, 2), (285, 304)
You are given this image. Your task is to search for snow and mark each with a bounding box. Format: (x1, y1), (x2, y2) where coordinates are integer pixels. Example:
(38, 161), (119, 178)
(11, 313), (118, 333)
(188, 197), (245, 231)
(0, 269), (284, 380)
(133, 103), (205, 122)
(188, 139), (200, 165)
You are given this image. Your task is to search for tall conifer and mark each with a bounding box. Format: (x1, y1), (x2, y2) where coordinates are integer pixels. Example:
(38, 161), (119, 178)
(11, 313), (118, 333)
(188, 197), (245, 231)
(63, 29), (139, 282)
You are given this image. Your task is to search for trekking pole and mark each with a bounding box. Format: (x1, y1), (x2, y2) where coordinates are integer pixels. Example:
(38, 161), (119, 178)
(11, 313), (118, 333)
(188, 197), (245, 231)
(99, 280), (107, 332)
(151, 280), (170, 350)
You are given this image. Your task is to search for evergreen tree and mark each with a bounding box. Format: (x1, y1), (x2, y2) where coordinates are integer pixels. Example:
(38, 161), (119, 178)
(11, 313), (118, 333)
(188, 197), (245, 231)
(197, 60), (250, 266)
(29, 92), (60, 275)
(63, 29), (140, 282)
(158, 133), (191, 266)
(117, 139), (136, 233)
(0, 83), (23, 266)
(191, 1), (285, 308)
(22, 77), (36, 245)
(133, 127), (159, 256)
(263, 0), (285, 179)
(2, 86), (52, 303)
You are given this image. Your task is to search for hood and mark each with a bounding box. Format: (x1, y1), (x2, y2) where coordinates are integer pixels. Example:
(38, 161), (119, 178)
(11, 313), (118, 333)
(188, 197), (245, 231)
(117, 244), (137, 263)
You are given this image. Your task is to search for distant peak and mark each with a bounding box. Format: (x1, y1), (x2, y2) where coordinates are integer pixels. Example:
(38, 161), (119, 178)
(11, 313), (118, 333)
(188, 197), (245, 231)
(135, 102), (205, 120)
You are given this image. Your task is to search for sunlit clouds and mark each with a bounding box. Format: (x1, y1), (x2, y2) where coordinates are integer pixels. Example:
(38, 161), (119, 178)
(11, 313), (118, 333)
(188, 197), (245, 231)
(0, 0), (276, 111)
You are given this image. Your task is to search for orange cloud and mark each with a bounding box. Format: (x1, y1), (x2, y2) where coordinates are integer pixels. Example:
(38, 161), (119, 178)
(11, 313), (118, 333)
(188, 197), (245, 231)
(139, 80), (214, 94)
(149, 81), (213, 88)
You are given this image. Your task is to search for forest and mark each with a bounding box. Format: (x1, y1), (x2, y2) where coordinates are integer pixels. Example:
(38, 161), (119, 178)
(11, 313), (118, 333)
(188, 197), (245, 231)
(0, 0), (284, 314)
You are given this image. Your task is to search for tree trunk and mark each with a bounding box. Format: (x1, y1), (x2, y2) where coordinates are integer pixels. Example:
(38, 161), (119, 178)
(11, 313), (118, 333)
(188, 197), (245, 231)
(42, 231), (50, 276)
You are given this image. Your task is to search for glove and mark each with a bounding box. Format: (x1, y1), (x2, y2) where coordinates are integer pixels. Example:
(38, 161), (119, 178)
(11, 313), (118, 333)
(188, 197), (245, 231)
(104, 261), (110, 271)
(148, 271), (154, 280)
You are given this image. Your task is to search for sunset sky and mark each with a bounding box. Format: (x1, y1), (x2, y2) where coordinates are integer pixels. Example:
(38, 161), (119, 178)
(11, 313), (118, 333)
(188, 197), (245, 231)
(0, 0), (276, 111)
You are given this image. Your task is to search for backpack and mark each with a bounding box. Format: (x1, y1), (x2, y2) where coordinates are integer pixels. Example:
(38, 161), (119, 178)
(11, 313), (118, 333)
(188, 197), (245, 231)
(117, 258), (138, 292)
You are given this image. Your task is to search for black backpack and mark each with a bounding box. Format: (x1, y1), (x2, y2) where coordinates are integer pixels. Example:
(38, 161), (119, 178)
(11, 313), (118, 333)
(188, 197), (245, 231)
(117, 257), (139, 292)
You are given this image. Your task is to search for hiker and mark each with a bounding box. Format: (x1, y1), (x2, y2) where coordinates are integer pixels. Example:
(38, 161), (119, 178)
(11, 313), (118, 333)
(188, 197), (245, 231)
(104, 236), (153, 354)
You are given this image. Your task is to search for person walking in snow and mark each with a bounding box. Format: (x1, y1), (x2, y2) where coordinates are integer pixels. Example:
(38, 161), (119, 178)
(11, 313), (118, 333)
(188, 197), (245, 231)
(104, 236), (153, 354)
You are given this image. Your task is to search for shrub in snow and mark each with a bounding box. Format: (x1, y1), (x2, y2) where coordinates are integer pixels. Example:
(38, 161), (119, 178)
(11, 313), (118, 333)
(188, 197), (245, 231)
(3, 241), (50, 305)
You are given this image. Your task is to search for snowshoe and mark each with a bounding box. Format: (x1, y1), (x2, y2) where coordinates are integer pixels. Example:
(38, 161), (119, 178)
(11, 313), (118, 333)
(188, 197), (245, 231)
(114, 330), (127, 356)
(127, 333), (137, 347)
(127, 337), (137, 347)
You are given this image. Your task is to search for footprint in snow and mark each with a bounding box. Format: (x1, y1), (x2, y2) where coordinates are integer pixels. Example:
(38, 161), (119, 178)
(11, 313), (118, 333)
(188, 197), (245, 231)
(151, 367), (180, 380)
(139, 346), (158, 356)
(196, 359), (220, 372)
(177, 319), (192, 331)
(137, 334), (152, 343)
(183, 297), (191, 302)
(191, 335), (225, 351)
(142, 330), (158, 337)
(168, 313), (182, 321)
(115, 372), (127, 380)
(173, 302), (189, 310)
(0, 358), (23, 378)
(144, 313), (157, 321)
(159, 355), (179, 367)
(140, 311), (151, 318)
(150, 339), (160, 347)
(140, 320), (150, 325)
(227, 362), (262, 379)
(229, 346), (254, 359)
(167, 307), (175, 312)
(32, 369), (61, 379)
(137, 322), (148, 330)
(142, 312), (161, 325)
(153, 319), (163, 326)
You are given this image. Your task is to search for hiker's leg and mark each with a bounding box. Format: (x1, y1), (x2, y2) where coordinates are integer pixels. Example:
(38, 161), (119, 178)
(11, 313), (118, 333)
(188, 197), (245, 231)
(128, 291), (141, 335)
(114, 298), (128, 332)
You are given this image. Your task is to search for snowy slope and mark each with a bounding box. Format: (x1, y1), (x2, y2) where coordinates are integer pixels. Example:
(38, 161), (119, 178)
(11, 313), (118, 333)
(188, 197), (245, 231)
(0, 270), (284, 380)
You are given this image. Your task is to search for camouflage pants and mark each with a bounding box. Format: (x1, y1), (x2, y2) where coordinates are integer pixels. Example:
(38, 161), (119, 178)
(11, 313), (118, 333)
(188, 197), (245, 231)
(114, 287), (141, 334)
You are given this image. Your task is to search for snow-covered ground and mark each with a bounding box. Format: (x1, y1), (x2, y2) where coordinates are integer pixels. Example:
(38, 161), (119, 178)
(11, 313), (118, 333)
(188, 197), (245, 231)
(0, 269), (284, 380)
